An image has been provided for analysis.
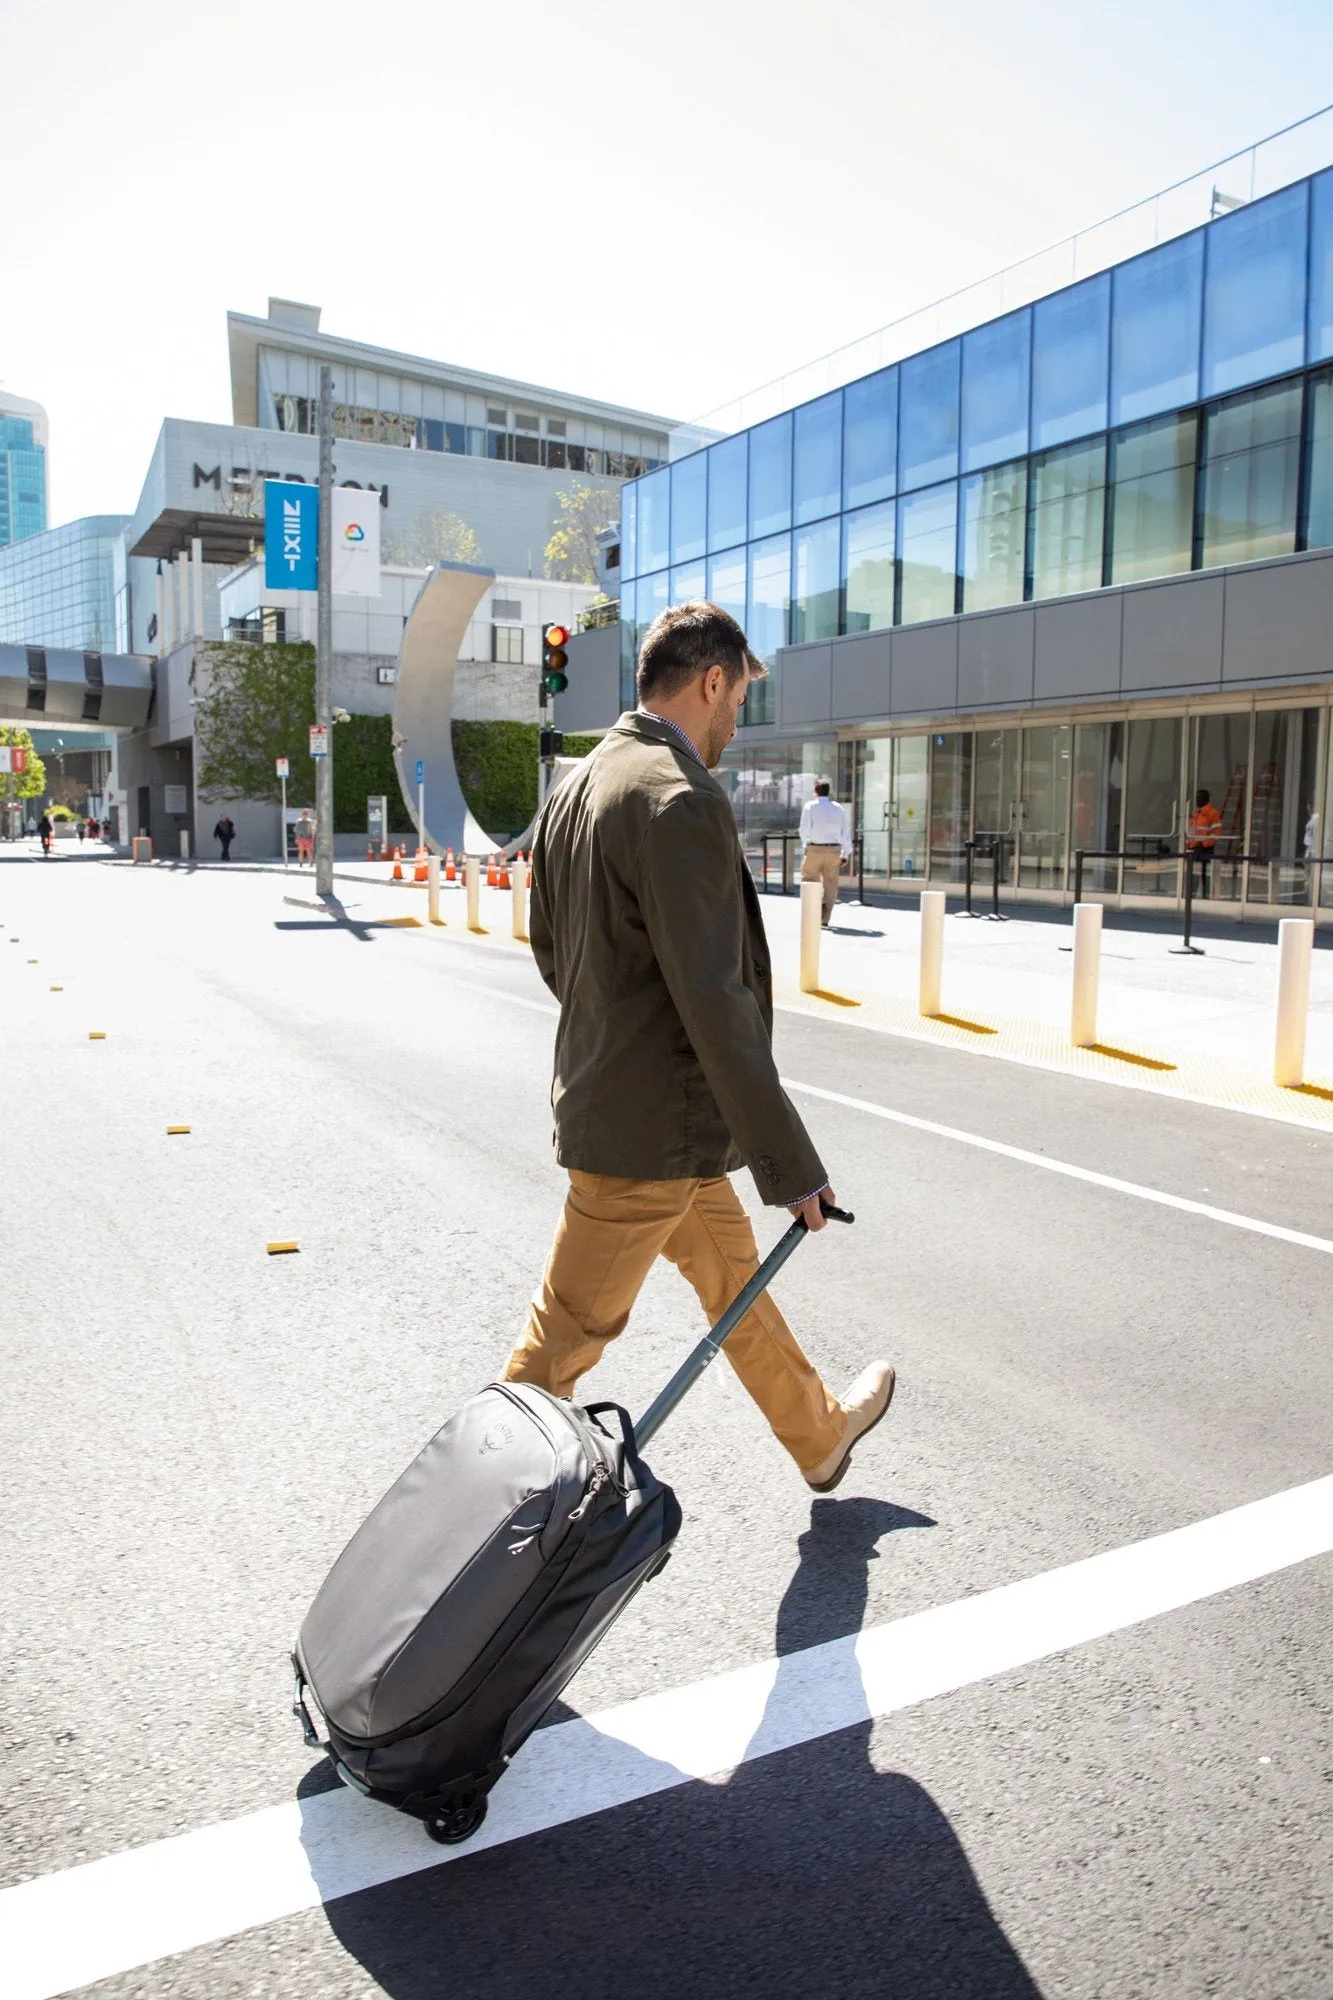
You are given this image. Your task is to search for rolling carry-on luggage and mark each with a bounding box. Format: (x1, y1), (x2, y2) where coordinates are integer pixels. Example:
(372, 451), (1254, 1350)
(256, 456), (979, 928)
(292, 1200), (853, 1845)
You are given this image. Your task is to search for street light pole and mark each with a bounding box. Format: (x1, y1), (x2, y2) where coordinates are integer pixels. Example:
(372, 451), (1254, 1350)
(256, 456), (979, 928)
(315, 364), (334, 896)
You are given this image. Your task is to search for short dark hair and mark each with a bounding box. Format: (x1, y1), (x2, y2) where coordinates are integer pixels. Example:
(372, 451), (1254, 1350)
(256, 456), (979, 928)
(636, 600), (767, 703)
(814, 780), (831, 796)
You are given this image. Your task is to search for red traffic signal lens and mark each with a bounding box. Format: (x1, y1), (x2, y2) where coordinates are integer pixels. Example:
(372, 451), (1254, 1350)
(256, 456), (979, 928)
(544, 624), (570, 648)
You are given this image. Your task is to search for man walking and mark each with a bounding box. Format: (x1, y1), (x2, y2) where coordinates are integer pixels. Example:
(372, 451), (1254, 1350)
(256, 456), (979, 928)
(799, 779), (852, 927)
(213, 813), (235, 861)
(502, 601), (893, 1493)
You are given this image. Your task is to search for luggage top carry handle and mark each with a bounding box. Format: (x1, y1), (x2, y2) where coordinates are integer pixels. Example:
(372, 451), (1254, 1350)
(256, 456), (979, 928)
(634, 1198), (854, 1450)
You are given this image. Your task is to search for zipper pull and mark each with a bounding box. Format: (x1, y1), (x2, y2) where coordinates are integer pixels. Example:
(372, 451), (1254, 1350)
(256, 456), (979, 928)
(568, 1463), (609, 1521)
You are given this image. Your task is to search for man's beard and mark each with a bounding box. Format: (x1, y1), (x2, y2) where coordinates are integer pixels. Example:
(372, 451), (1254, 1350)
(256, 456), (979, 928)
(703, 710), (733, 769)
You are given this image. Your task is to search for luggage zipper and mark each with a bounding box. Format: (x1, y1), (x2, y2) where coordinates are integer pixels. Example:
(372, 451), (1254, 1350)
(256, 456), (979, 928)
(566, 1463), (609, 1522)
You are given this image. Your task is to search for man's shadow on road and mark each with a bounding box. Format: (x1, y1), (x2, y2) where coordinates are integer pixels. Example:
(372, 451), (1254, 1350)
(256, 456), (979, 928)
(316, 1495), (1042, 1998)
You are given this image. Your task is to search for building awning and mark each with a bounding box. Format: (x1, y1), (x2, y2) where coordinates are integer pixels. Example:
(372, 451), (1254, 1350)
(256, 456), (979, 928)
(128, 508), (264, 566)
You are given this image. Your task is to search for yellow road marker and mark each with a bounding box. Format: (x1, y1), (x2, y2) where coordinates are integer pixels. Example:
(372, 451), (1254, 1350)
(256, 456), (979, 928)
(50, 984), (63, 992)
(166, 1124), (191, 1135)
(27, 957), (37, 964)
(266, 1240), (299, 1255)
(88, 1030), (106, 1040)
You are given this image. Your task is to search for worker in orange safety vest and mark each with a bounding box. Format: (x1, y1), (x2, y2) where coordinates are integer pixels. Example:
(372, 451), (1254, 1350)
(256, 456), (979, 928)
(1187, 788), (1223, 897)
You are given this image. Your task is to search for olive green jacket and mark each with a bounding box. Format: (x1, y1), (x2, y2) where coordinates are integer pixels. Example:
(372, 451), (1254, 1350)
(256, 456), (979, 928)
(529, 710), (826, 1205)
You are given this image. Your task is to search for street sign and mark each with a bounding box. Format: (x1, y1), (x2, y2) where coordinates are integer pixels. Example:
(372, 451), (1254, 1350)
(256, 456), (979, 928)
(275, 757), (290, 779)
(264, 480), (319, 592)
(309, 725), (329, 758)
(416, 759), (424, 784)
(0, 746), (29, 774)
(164, 784), (188, 815)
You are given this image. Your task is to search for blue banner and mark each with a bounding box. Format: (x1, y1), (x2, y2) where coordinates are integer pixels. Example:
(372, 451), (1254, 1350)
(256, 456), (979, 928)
(264, 480), (318, 591)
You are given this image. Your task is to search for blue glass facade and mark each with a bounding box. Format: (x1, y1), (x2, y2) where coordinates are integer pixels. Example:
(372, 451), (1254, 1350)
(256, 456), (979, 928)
(0, 516), (129, 651)
(0, 411), (47, 549)
(620, 167), (1333, 721)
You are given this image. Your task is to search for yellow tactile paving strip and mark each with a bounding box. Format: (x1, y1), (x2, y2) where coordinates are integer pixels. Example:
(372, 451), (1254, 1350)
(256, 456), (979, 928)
(371, 882), (1333, 1133)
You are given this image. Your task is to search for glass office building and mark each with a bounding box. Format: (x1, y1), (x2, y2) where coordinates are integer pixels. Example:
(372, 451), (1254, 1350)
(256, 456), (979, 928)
(0, 404), (48, 549)
(0, 516), (130, 653)
(618, 163), (1333, 916)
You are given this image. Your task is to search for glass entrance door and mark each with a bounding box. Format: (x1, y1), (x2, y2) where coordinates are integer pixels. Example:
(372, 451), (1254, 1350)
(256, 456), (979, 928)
(973, 727), (1019, 885)
(855, 737), (892, 890)
(928, 731), (972, 881)
(1017, 725), (1072, 890)
(1123, 716), (1183, 897)
(889, 735), (929, 879)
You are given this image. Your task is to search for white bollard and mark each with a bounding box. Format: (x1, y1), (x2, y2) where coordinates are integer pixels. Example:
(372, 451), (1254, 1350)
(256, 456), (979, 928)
(799, 880), (822, 993)
(512, 855), (527, 939)
(465, 854), (481, 930)
(427, 853), (442, 924)
(919, 889), (945, 1016)
(179, 829), (190, 861)
(1273, 918), (1314, 1087)
(1070, 901), (1103, 1048)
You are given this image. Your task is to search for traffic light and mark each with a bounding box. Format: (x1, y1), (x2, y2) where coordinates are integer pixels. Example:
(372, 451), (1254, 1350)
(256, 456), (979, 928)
(541, 623), (570, 699)
(539, 727), (565, 761)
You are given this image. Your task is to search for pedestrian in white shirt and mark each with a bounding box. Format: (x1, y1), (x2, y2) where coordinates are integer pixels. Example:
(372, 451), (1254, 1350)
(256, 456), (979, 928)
(799, 781), (852, 927)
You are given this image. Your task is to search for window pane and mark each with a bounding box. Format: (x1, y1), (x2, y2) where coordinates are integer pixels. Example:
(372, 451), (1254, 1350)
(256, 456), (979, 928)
(960, 310), (1030, 472)
(1019, 724), (1072, 891)
(843, 368), (898, 509)
(1031, 273), (1109, 450)
(1202, 183), (1308, 398)
(899, 341), (960, 492)
(746, 533), (791, 661)
(707, 546), (747, 627)
(1306, 373), (1333, 549)
(1200, 380), (1301, 567)
(707, 434), (748, 553)
(670, 562), (706, 605)
(1030, 438), (1106, 599)
(842, 500), (895, 634)
(670, 452), (707, 565)
(1124, 714), (1183, 898)
(928, 731), (973, 881)
(959, 461), (1027, 612)
(792, 519), (840, 642)
(620, 482), (638, 580)
(637, 567), (669, 652)
(793, 391), (842, 524)
(1110, 231), (1203, 426)
(637, 466), (670, 576)
(1108, 413), (1197, 584)
(1188, 710), (1249, 902)
(748, 413), (792, 539)
(619, 581), (637, 709)
(1072, 719), (1124, 895)
(1249, 709), (1320, 907)
(898, 481), (957, 624)
(1309, 169), (1333, 362)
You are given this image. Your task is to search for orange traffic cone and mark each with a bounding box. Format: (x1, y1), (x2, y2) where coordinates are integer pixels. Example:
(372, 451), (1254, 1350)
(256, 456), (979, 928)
(414, 846), (428, 883)
(526, 854), (533, 889)
(392, 858), (404, 881)
(499, 856), (511, 889)
(445, 848), (456, 882)
(486, 853), (498, 888)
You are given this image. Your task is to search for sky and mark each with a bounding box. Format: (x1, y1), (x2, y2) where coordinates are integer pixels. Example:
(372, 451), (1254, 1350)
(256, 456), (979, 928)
(4, 0), (1333, 528)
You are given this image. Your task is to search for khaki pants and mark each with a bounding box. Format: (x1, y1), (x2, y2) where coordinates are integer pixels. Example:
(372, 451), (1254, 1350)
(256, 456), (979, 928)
(802, 845), (843, 923)
(501, 1172), (844, 1473)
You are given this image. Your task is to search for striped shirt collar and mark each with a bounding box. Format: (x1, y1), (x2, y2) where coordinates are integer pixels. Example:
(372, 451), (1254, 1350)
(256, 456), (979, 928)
(635, 707), (706, 768)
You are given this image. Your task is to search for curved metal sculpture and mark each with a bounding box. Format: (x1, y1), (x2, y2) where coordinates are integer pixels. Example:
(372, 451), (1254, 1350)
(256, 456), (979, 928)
(392, 561), (519, 857)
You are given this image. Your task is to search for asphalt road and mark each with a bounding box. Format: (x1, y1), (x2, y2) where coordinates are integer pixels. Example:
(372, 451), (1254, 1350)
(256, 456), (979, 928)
(2, 851), (1330, 1998)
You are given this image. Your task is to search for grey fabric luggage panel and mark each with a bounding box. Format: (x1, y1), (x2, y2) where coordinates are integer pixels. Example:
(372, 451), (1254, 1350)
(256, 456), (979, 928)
(294, 1383), (680, 1841)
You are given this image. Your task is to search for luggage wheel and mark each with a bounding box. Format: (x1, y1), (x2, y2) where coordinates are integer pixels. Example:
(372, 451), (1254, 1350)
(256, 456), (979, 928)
(424, 1795), (488, 1845)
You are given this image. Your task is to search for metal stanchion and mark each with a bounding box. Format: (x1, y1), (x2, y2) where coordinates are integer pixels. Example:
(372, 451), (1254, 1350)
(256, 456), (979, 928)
(919, 890), (945, 1016)
(1070, 901), (1103, 1048)
(799, 881), (822, 992)
(1273, 918), (1314, 1087)
(1170, 847), (1204, 955)
(958, 839), (978, 918)
(988, 835), (1008, 921)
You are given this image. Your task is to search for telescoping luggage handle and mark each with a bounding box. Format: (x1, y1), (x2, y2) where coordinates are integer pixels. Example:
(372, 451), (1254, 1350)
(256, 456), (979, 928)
(634, 1198), (854, 1450)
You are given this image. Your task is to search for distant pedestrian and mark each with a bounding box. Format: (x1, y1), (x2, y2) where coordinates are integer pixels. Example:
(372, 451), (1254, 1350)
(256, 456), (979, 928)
(1186, 788), (1222, 897)
(295, 810), (315, 865)
(214, 814), (236, 861)
(799, 780), (852, 928)
(37, 810), (53, 857)
(76, 818), (86, 845)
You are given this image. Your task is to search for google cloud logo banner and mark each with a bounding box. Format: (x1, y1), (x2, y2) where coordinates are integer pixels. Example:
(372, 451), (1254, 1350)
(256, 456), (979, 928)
(343, 523), (366, 543)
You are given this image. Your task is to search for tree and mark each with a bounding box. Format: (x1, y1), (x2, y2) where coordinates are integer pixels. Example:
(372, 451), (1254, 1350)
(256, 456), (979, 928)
(0, 725), (46, 809)
(193, 639), (317, 804)
(543, 483), (619, 585)
(382, 507), (482, 568)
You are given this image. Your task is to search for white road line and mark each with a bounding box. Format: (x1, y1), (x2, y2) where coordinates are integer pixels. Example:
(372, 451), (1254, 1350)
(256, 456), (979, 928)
(3, 1475), (1331, 2000)
(784, 1076), (1333, 1256)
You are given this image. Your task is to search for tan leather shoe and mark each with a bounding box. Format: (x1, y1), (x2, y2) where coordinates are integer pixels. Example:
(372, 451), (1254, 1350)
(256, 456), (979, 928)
(803, 1362), (896, 1492)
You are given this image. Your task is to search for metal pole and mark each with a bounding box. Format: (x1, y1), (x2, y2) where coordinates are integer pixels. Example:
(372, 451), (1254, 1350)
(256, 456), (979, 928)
(919, 889), (945, 1016)
(1171, 847), (1204, 955)
(1274, 918), (1314, 1087)
(1074, 849), (1084, 907)
(280, 772), (288, 869)
(1070, 901), (1102, 1048)
(417, 775), (425, 852)
(314, 364), (334, 898)
(799, 880), (822, 992)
